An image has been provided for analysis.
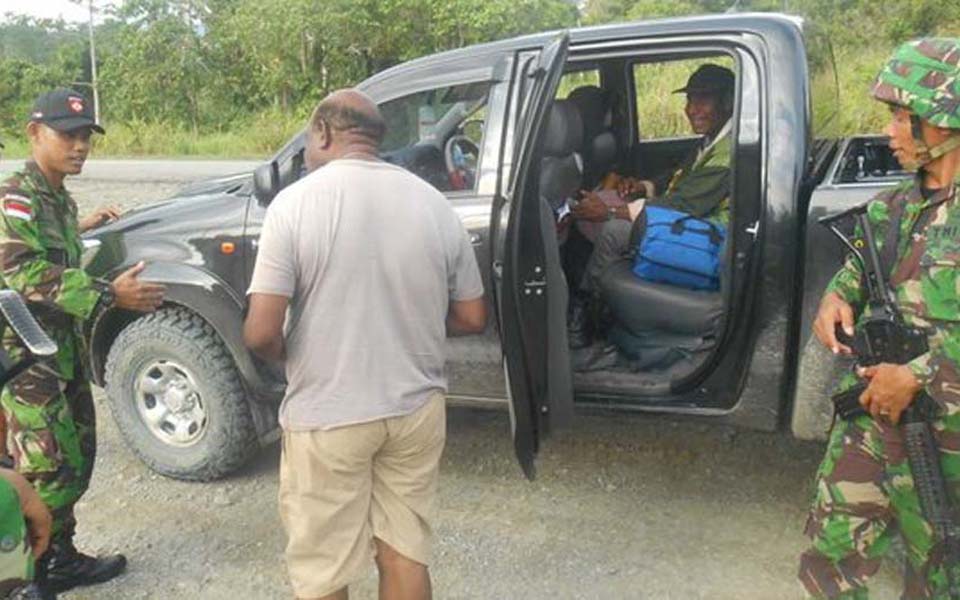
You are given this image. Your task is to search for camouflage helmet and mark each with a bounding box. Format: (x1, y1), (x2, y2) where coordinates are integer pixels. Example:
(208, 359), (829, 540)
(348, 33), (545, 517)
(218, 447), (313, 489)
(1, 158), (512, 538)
(872, 38), (960, 129)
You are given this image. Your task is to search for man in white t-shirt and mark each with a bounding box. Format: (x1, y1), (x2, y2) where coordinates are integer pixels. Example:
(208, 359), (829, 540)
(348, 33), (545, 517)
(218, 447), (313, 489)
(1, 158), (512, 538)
(243, 89), (486, 600)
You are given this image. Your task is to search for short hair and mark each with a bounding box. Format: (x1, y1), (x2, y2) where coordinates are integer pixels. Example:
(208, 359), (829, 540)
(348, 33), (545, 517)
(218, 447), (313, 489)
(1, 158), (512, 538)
(310, 99), (386, 144)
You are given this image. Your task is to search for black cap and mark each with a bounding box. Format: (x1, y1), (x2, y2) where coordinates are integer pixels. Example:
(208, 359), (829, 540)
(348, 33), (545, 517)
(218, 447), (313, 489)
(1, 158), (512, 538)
(29, 88), (105, 134)
(673, 64), (735, 96)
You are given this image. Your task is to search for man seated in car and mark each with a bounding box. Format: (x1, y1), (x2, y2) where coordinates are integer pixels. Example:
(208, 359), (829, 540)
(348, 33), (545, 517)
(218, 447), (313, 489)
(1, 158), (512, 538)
(563, 85), (655, 208)
(567, 64), (734, 348)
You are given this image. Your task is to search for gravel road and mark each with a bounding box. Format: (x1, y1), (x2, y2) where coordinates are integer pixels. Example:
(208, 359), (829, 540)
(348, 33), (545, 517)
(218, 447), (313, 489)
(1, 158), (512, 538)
(0, 159), (902, 599)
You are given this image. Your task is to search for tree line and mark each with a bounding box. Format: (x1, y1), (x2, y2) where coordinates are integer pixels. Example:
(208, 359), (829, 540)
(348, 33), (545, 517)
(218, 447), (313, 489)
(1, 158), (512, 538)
(0, 0), (576, 141)
(1, 0), (957, 153)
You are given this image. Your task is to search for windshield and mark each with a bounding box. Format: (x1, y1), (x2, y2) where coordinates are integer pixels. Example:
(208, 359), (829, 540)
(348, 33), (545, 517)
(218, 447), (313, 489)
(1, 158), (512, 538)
(380, 81), (490, 152)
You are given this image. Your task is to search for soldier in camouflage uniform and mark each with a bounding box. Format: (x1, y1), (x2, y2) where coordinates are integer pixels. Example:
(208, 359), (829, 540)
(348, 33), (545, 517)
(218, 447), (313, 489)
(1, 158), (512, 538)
(799, 39), (960, 599)
(0, 89), (165, 594)
(0, 136), (55, 600)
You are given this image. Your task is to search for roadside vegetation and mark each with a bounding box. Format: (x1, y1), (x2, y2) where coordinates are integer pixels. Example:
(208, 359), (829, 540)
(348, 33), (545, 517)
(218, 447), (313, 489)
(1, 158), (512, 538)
(1, 0), (957, 158)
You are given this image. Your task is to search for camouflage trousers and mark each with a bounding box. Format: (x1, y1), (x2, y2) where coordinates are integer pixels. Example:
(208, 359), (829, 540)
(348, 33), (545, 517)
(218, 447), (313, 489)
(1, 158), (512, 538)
(799, 412), (960, 599)
(0, 477), (32, 596)
(0, 362), (95, 543)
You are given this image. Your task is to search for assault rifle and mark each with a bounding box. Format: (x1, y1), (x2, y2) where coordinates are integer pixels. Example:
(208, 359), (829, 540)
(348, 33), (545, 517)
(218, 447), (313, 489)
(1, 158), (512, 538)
(0, 290), (58, 468)
(0, 290), (57, 385)
(820, 203), (960, 599)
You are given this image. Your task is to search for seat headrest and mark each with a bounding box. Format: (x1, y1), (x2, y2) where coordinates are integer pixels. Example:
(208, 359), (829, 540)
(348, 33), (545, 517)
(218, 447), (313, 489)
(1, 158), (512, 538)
(590, 131), (618, 171)
(539, 154), (582, 211)
(541, 100), (583, 157)
(567, 85), (608, 143)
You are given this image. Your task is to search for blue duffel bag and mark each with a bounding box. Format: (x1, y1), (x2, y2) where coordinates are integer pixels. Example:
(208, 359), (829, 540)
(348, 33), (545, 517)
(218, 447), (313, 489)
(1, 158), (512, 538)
(630, 205), (725, 291)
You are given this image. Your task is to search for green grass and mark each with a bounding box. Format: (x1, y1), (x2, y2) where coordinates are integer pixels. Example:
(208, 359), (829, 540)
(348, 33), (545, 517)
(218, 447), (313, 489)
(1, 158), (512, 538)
(0, 137), (29, 158)
(815, 45), (892, 137)
(1, 109), (305, 160)
(632, 57), (737, 139)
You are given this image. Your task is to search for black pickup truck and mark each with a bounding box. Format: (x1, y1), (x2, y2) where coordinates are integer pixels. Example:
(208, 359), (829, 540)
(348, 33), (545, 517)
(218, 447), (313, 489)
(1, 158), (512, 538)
(80, 12), (910, 480)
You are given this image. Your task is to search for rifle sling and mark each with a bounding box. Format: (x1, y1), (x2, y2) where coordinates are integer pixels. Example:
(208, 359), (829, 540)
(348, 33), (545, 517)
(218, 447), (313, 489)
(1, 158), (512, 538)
(879, 188), (953, 288)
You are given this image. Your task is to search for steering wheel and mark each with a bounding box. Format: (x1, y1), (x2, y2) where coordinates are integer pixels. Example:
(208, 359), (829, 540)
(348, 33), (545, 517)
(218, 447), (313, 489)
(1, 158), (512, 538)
(444, 135), (480, 191)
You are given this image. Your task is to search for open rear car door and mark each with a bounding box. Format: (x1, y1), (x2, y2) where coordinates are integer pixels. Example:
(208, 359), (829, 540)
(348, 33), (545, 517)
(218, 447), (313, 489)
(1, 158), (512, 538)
(490, 33), (573, 479)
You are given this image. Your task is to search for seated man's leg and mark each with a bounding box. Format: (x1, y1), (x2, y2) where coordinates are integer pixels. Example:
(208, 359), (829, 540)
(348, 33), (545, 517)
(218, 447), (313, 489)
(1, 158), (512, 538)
(561, 225), (593, 293)
(569, 218), (633, 348)
(581, 218), (633, 294)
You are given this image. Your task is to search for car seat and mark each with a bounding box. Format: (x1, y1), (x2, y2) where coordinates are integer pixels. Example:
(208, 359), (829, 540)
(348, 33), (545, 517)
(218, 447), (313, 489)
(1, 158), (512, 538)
(597, 258), (723, 370)
(538, 99), (584, 213)
(567, 86), (619, 190)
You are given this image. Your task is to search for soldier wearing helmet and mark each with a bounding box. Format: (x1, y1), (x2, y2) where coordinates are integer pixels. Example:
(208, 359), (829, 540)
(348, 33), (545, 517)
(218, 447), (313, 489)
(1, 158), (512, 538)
(800, 39), (960, 598)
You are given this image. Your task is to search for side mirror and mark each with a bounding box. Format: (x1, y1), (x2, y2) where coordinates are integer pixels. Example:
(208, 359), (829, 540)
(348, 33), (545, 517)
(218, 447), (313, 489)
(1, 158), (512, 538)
(253, 162), (279, 204)
(278, 149), (305, 191)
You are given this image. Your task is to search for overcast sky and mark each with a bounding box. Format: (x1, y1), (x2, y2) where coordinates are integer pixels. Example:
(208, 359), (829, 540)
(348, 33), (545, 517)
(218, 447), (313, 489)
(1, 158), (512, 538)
(0, 0), (115, 23)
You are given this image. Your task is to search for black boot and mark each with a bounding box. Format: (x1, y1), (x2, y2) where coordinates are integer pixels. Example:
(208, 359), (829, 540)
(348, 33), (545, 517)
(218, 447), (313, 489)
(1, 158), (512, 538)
(7, 582), (56, 600)
(37, 540), (126, 594)
(568, 292), (593, 349)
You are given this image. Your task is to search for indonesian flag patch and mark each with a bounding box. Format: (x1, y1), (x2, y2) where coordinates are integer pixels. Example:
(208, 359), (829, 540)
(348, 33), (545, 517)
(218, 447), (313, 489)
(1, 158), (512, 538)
(2, 194), (33, 221)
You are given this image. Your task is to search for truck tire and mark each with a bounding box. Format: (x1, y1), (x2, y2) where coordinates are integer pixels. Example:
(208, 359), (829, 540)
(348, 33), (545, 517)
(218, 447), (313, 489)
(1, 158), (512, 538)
(104, 307), (257, 481)
(791, 335), (845, 441)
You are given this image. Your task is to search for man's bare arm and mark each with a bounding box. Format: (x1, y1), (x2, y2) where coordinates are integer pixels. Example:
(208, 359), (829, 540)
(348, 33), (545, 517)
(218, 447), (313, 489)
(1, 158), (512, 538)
(447, 297), (486, 336)
(0, 468), (51, 558)
(244, 293), (289, 362)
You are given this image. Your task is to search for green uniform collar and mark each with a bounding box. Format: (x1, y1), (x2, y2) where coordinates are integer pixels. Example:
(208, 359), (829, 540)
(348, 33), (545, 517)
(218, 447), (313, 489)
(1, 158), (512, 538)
(22, 160), (69, 208)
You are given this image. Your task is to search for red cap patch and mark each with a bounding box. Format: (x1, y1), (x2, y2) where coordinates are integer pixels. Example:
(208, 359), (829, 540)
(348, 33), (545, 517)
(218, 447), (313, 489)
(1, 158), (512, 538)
(67, 97), (84, 113)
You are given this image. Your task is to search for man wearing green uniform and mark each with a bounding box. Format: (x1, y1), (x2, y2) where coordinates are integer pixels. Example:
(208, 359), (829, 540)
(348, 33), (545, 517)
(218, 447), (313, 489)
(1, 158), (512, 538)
(800, 39), (960, 598)
(0, 135), (56, 600)
(567, 64), (734, 348)
(0, 88), (165, 594)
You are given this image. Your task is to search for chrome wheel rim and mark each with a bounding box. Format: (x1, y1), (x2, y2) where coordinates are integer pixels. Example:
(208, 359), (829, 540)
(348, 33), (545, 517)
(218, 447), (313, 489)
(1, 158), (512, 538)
(135, 360), (207, 447)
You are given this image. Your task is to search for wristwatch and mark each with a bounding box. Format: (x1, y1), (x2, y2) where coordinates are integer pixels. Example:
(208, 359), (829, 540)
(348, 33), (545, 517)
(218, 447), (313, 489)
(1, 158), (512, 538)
(93, 282), (116, 315)
(607, 206), (618, 220)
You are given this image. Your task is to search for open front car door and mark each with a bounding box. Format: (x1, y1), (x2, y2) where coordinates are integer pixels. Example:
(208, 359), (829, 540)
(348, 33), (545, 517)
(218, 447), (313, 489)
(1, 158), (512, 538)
(490, 33), (573, 479)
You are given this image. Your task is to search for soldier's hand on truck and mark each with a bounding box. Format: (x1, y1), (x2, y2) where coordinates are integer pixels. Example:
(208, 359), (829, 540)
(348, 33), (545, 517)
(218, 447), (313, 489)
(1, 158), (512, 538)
(856, 363), (922, 424)
(79, 204), (122, 233)
(111, 261), (166, 312)
(814, 292), (855, 355)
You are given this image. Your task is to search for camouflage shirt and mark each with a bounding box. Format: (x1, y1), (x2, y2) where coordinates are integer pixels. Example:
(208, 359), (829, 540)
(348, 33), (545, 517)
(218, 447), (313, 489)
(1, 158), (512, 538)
(0, 161), (106, 380)
(826, 177), (960, 411)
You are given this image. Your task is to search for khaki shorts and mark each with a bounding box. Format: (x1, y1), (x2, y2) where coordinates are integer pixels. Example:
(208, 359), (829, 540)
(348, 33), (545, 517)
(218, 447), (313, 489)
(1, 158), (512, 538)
(279, 392), (446, 598)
